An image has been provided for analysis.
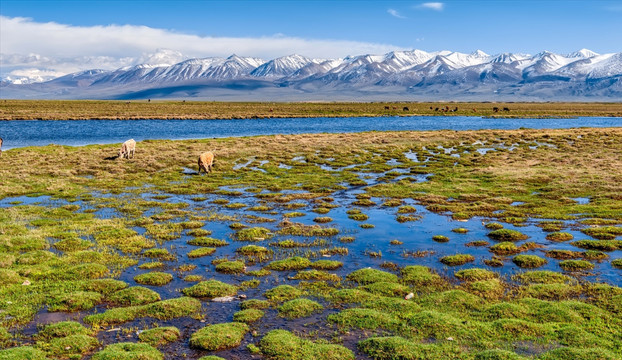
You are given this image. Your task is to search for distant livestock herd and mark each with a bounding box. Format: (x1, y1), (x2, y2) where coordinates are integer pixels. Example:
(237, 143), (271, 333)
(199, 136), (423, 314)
(383, 106), (509, 113)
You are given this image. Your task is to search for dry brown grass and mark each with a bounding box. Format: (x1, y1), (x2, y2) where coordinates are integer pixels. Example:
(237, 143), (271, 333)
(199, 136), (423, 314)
(1, 100), (622, 120)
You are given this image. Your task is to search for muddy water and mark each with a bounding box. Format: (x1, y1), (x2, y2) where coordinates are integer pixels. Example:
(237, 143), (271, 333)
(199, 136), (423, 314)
(2, 116), (621, 150)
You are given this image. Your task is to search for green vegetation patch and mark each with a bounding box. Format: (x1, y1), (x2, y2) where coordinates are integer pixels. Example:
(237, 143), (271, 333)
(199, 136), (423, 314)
(559, 260), (595, 271)
(346, 268), (398, 285)
(266, 256), (312, 271)
(138, 326), (180, 347)
(189, 322), (249, 351)
(581, 226), (622, 240)
(440, 254), (475, 266)
(0, 346), (48, 360)
(455, 268), (497, 282)
(487, 229), (528, 241)
(109, 286), (161, 306)
(215, 260), (246, 274)
(612, 259), (622, 269)
(91, 342), (163, 360)
(236, 227), (273, 241)
(546, 232), (574, 242)
(278, 298), (324, 319)
(292, 270), (340, 282)
(187, 247), (216, 258)
(362, 282), (411, 297)
(514, 271), (573, 284)
(432, 235), (449, 243)
(47, 291), (102, 312)
(187, 237), (229, 247)
(240, 299), (271, 310)
(182, 280), (238, 298)
(512, 255), (547, 268)
(310, 259), (343, 270)
(260, 329), (354, 360)
(233, 308), (265, 323)
(401, 266), (446, 289)
(264, 285), (303, 302)
(134, 271), (173, 286)
(571, 240), (622, 251)
(236, 245), (269, 255)
(84, 297), (201, 326)
(37, 321), (92, 340)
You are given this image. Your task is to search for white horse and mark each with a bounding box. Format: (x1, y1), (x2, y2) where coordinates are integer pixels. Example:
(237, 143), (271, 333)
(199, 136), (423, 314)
(119, 139), (136, 159)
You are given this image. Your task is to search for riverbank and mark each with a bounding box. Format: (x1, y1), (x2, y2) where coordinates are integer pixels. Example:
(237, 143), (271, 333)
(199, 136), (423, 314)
(1, 100), (622, 120)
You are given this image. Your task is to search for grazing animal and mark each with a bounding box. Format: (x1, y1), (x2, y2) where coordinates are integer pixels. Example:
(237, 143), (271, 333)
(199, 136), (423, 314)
(429, 106), (433, 110)
(392, 106), (397, 110)
(118, 139), (136, 159)
(0, 137), (3, 157)
(503, 107), (510, 112)
(403, 107), (409, 111)
(472, 108), (477, 112)
(434, 107), (439, 112)
(454, 107), (458, 112)
(493, 107), (499, 112)
(384, 106), (390, 110)
(198, 151), (215, 174)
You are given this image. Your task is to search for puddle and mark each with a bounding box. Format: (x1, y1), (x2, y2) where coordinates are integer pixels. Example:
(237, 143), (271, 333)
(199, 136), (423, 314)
(404, 151), (419, 162)
(233, 157), (255, 170)
(572, 197), (590, 205)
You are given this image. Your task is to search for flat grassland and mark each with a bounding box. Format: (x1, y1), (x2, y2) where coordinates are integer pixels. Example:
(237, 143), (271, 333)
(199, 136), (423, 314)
(0, 128), (621, 359)
(1, 100), (622, 120)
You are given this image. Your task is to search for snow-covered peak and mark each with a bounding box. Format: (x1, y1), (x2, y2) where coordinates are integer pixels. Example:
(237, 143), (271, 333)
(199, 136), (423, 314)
(251, 54), (315, 77)
(567, 48), (599, 58)
(470, 50), (490, 58)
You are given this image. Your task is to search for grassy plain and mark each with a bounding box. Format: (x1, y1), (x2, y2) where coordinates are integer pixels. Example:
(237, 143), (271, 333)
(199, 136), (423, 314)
(0, 128), (621, 359)
(1, 99), (622, 120)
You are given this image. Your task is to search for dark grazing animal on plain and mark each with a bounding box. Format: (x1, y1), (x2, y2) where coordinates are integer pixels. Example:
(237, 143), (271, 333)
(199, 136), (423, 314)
(403, 107), (409, 111)
(384, 106), (390, 110)
(493, 107), (499, 112)
(198, 151), (215, 174)
(503, 107), (510, 111)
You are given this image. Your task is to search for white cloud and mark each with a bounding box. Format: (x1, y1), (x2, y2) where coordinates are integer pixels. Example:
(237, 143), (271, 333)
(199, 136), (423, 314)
(418, 2), (444, 11)
(0, 16), (406, 82)
(387, 9), (406, 19)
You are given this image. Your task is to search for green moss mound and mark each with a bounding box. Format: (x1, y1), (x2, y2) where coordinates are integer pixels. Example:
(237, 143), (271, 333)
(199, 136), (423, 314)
(512, 255), (547, 268)
(37, 321), (92, 340)
(311, 259), (343, 270)
(233, 308), (265, 323)
(236, 227), (273, 241)
(278, 298), (323, 319)
(539, 347), (619, 360)
(358, 336), (460, 360)
(138, 326), (180, 346)
(189, 322), (249, 351)
(109, 286), (161, 306)
(47, 291), (102, 312)
(91, 342), (163, 360)
(487, 229), (528, 241)
(474, 349), (528, 360)
(346, 268), (398, 285)
(266, 256), (312, 271)
(440, 254), (475, 266)
(187, 237), (228, 247)
(133, 271), (173, 286)
(215, 260), (246, 274)
(264, 285), (303, 302)
(546, 232), (574, 242)
(260, 329), (354, 360)
(47, 334), (99, 357)
(187, 247), (216, 258)
(514, 271), (572, 284)
(362, 282), (410, 297)
(401, 266), (445, 289)
(455, 268), (497, 281)
(559, 260), (595, 271)
(0, 346), (48, 360)
(182, 280), (238, 298)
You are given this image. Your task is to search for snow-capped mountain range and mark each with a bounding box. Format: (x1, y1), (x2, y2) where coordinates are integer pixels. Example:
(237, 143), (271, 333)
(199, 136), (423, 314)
(2, 49), (621, 100)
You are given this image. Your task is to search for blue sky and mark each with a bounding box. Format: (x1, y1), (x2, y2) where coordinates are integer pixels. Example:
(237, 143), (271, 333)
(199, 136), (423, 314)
(1, 0), (621, 81)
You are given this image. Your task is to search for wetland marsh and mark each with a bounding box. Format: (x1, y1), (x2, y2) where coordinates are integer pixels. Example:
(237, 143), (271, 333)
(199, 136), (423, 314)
(0, 127), (621, 360)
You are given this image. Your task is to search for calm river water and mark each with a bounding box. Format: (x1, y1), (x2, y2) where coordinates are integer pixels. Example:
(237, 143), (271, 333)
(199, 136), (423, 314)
(1, 116), (620, 150)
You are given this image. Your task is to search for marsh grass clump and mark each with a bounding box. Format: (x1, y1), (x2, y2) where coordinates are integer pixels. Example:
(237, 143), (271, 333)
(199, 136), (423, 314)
(187, 247), (216, 258)
(362, 282), (410, 297)
(53, 237), (93, 252)
(138, 326), (180, 347)
(612, 259), (622, 269)
(134, 271), (173, 286)
(233, 308), (265, 323)
(581, 226), (622, 240)
(46, 334), (100, 358)
(518, 283), (582, 301)
(215, 260), (246, 274)
(312, 207), (330, 214)
(490, 242), (519, 255)
(546, 232), (574, 242)
(545, 249), (582, 259)
(247, 269), (271, 277)
(236, 245), (270, 255)
(360, 223), (375, 229)
(143, 248), (175, 261)
(260, 330), (354, 360)
(92, 342), (163, 360)
(452, 227), (469, 234)
(138, 261), (164, 269)
(109, 286), (161, 306)
(187, 237), (228, 247)
(432, 235), (449, 243)
(37, 321), (92, 340)
(582, 250), (608, 261)
(182, 280), (238, 298)
(466, 240), (490, 247)
(292, 270), (340, 282)
(240, 299), (270, 310)
(313, 216), (333, 223)
(264, 285), (302, 302)
(485, 222), (504, 230)
(512, 255), (547, 268)
(47, 291), (103, 312)
(440, 254), (475, 266)
(186, 228), (212, 237)
(184, 274), (204, 282)
(348, 213), (369, 221)
(559, 260), (595, 271)
(396, 214), (420, 223)
(84, 297), (200, 326)
(278, 298), (323, 318)
(311, 259), (343, 270)
(346, 268), (398, 285)
(455, 268), (497, 282)
(236, 227), (272, 241)
(266, 256), (311, 271)
(514, 270), (572, 285)
(571, 240), (622, 251)
(400, 266), (446, 289)
(353, 198), (376, 207)
(487, 229), (528, 241)
(284, 211), (305, 218)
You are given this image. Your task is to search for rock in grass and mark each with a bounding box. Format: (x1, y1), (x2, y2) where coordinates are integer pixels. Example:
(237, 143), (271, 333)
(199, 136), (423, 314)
(264, 285), (302, 302)
(266, 256), (311, 271)
(182, 280), (238, 298)
(138, 326), (180, 346)
(91, 342), (163, 360)
(260, 329), (354, 360)
(109, 286), (161, 306)
(487, 229), (528, 241)
(233, 308), (265, 323)
(346, 268), (398, 285)
(559, 259), (595, 271)
(278, 298), (323, 319)
(512, 255), (547, 268)
(134, 271), (173, 286)
(440, 254), (475, 266)
(189, 322), (249, 351)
